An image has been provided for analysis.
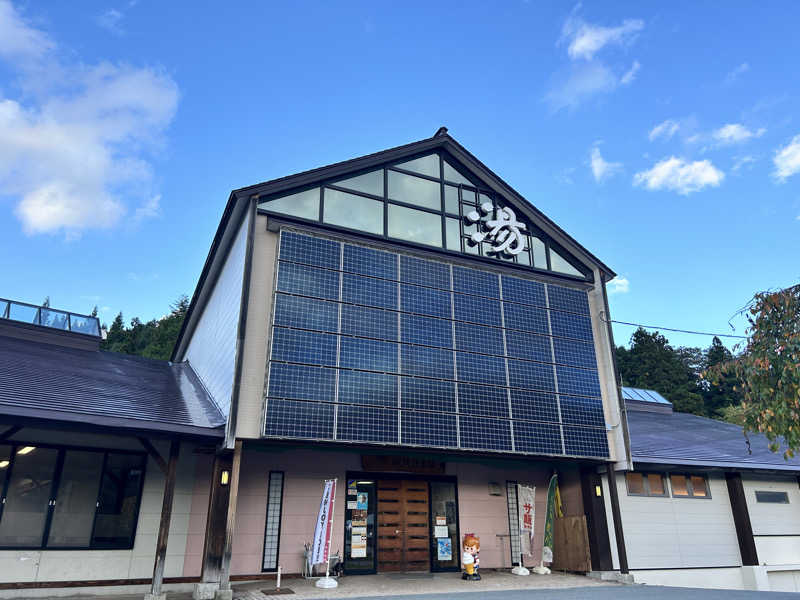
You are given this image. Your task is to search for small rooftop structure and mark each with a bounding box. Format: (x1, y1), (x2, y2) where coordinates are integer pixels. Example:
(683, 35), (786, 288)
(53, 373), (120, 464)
(1, 297), (102, 351)
(622, 386), (673, 414)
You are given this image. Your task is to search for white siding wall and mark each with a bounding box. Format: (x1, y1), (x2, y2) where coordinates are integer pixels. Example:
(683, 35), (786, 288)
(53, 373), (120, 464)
(184, 213), (250, 418)
(0, 431), (198, 584)
(614, 473), (741, 569)
(744, 476), (800, 566)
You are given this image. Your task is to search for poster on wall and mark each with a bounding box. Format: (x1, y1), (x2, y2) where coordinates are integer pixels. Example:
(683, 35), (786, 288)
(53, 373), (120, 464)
(347, 501), (358, 509)
(517, 484), (535, 556)
(437, 538), (452, 561)
(348, 480), (358, 496)
(351, 526), (367, 558)
(356, 492), (368, 510)
(434, 525), (449, 538)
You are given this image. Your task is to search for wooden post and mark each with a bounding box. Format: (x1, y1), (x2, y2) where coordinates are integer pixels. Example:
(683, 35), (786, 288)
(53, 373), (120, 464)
(218, 440), (243, 595)
(726, 472), (759, 566)
(200, 452), (234, 585)
(605, 465), (629, 574)
(148, 439), (181, 600)
(580, 467), (613, 571)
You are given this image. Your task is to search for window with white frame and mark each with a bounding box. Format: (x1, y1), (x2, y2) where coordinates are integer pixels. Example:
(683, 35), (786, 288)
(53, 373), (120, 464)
(262, 471), (285, 572)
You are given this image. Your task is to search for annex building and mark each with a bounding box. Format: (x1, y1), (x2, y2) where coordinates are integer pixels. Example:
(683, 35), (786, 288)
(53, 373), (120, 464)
(3, 128), (797, 597)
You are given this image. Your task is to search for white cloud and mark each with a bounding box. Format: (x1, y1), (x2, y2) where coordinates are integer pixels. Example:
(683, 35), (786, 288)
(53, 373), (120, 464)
(620, 60), (640, 85)
(633, 157), (725, 195)
(95, 9), (124, 35)
(773, 134), (800, 182)
(0, 0), (178, 237)
(561, 13), (644, 60)
(648, 119), (679, 141)
(134, 194), (161, 222)
(607, 276), (629, 294)
(0, 0), (53, 61)
(731, 155), (756, 174)
(712, 123), (765, 145)
(724, 62), (749, 85)
(590, 146), (622, 182)
(545, 61), (618, 111)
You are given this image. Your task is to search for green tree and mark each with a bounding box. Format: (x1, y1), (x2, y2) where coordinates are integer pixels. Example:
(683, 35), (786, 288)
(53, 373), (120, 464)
(616, 328), (704, 415)
(100, 296), (189, 361)
(706, 284), (800, 457)
(702, 336), (742, 418)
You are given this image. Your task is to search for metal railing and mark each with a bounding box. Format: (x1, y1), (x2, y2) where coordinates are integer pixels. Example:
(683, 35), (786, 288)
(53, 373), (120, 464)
(0, 298), (100, 337)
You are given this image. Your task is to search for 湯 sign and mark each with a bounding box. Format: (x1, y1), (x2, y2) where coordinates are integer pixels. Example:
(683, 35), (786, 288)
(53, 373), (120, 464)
(466, 203), (527, 256)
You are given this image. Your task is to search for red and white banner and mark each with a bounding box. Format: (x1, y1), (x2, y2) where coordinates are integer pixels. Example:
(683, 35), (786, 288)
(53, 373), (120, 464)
(517, 484), (535, 556)
(311, 479), (336, 565)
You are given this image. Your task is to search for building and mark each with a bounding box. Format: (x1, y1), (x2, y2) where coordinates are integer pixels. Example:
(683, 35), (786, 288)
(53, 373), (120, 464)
(167, 127), (630, 597)
(0, 298), (225, 597)
(605, 387), (800, 592)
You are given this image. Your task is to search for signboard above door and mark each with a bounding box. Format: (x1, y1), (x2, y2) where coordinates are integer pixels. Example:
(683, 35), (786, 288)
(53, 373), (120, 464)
(361, 454), (445, 474)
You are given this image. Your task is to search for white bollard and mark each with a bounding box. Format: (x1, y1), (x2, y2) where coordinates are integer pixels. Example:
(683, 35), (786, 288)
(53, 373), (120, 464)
(276, 565), (281, 591)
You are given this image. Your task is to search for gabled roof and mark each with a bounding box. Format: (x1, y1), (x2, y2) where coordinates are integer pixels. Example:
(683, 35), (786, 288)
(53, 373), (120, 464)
(235, 127), (615, 278)
(0, 334), (225, 437)
(627, 404), (800, 472)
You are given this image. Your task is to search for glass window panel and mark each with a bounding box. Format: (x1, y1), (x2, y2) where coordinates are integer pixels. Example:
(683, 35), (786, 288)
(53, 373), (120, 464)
(0, 446), (9, 488)
(464, 239), (480, 255)
(40, 309), (69, 330)
(479, 193), (492, 205)
(444, 185), (459, 213)
(8, 302), (39, 324)
(394, 155), (440, 178)
(691, 476), (708, 497)
(626, 473), (644, 495)
(323, 189), (383, 235)
(387, 171), (441, 210)
(91, 453), (145, 548)
(460, 187), (477, 205)
(429, 481), (459, 570)
(755, 491), (790, 503)
(47, 451), (104, 548)
(670, 475), (689, 496)
(549, 248), (584, 277)
(344, 479), (377, 573)
(259, 188), (320, 220)
(262, 472), (284, 572)
(530, 237), (547, 269)
(647, 474), (666, 496)
(443, 160), (473, 185)
(0, 446), (58, 547)
(342, 273), (397, 310)
(516, 249), (532, 266)
(445, 217), (461, 251)
(333, 170), (384, 197)
(69, 315), (100, 336)
(387, 204), (442, 247)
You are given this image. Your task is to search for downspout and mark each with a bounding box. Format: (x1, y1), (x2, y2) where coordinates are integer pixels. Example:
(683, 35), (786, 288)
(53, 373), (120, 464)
(224, 196), (258, 449)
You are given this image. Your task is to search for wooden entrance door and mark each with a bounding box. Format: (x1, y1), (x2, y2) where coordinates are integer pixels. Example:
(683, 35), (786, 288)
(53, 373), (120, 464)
(376, 480), (430, 572)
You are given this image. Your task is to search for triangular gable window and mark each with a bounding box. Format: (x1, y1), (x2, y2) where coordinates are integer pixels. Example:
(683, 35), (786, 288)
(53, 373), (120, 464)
(331, 170), (384, 197)
(394, 155), (440, 179)
(257, 151), (589, 280)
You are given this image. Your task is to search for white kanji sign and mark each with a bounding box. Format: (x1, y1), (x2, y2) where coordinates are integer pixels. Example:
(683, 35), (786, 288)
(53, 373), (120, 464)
(466, 202), (526, 256)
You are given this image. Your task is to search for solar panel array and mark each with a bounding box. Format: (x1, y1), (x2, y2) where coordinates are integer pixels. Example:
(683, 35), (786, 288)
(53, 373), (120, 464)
(264, 230), (609, 458)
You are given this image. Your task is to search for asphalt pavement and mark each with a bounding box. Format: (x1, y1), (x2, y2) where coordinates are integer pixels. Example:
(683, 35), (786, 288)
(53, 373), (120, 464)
(341, 586), (800, 599)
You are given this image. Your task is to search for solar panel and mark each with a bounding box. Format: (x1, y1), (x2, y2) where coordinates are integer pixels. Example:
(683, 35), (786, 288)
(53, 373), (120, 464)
(265, 229), (610, 458)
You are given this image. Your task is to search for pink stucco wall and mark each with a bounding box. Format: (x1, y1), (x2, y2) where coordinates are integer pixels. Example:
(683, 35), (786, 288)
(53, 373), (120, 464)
(214, 446), (584, 576)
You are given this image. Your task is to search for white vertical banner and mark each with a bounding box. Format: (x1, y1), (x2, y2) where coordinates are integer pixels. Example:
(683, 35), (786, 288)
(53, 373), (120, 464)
(311, 479), (337, 565)
(517, 484), (535, 556)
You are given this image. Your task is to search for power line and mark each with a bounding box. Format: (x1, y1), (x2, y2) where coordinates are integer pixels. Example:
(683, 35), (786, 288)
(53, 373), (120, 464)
(608, 318), (747, 340)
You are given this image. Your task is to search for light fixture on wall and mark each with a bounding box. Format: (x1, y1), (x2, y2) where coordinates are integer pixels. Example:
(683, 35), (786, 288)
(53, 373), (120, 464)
(17, 446), (36, 455)
(595, 485), (602, 497)
(220, 469), (231, 486)
(0, 460), (8, 469)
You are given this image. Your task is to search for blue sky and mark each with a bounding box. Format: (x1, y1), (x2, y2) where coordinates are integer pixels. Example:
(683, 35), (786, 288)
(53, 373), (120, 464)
(1, 1), (798, 352)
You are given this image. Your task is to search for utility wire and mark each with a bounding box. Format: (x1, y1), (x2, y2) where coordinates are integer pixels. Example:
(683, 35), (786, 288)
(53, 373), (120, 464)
(608, 318), (747, 340)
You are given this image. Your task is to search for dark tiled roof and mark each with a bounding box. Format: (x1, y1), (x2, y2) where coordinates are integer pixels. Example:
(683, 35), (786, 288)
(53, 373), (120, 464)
(627, 408), (800, 472)
(0, 334), (225, 436)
